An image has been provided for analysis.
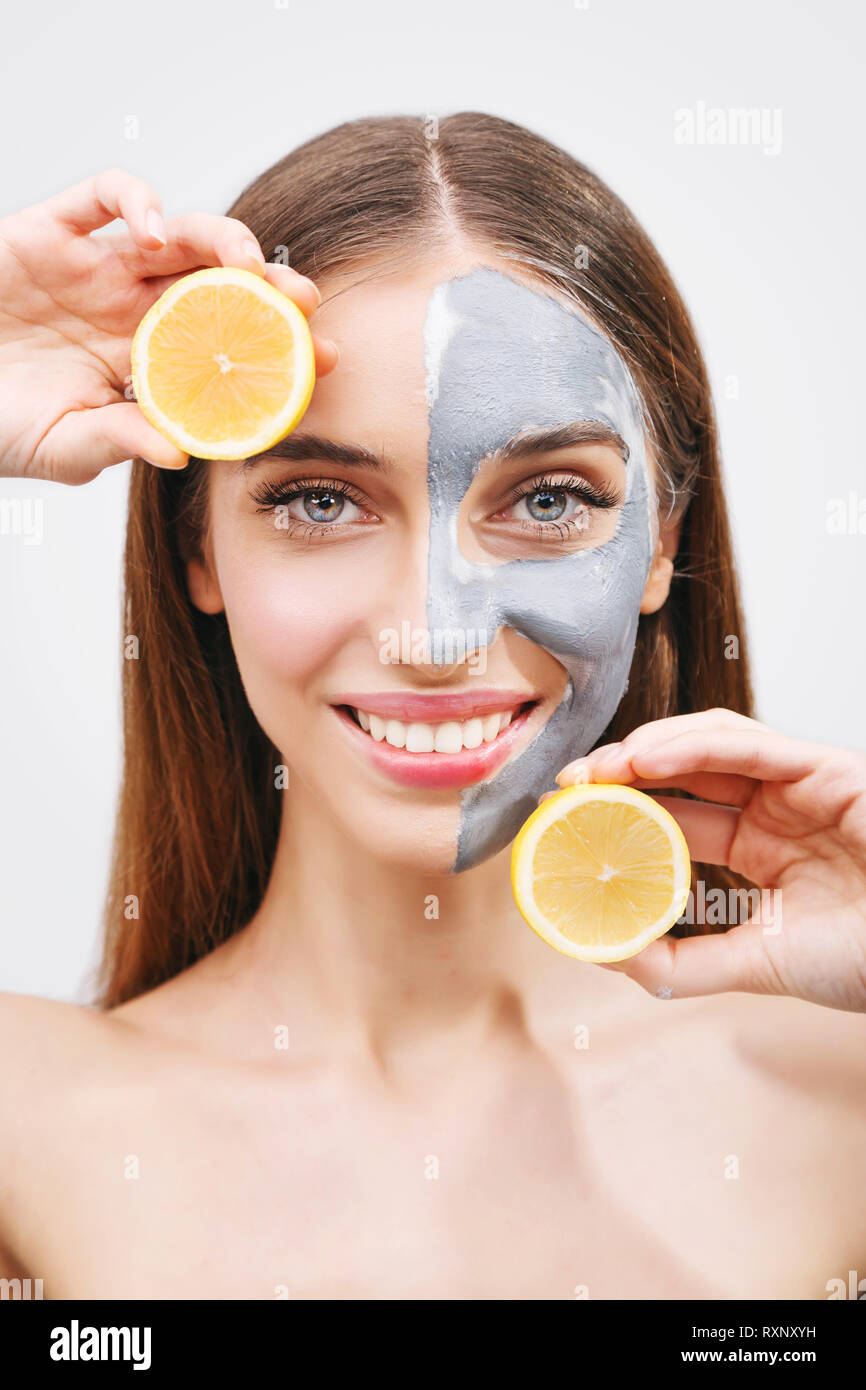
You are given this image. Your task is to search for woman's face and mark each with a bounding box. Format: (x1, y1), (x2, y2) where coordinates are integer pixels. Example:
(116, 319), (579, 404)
(189, 250), (672, 874)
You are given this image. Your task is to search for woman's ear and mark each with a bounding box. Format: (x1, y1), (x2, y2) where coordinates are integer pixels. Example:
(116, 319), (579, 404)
(187, 552), (224, 614)
(172, 466), (225, 614)
(640, 508), (683, 615)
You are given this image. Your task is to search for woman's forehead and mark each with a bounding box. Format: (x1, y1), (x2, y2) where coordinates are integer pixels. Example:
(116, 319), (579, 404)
(423, 268), (644, 481)
(301, 258), (646, 483)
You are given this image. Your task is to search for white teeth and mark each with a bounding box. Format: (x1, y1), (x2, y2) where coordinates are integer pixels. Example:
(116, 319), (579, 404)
(434, 722), (463, 754)
(462, 717), (484, 749)
(385, 719), (406, 749)
(482, 713), (500, 742)
(348, 704), (525, 752)
(406, 723), (434, 753)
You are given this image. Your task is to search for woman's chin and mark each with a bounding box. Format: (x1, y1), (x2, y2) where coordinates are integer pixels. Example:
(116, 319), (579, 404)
(309, 792), (463, 876)
(350, 823), (463, 877)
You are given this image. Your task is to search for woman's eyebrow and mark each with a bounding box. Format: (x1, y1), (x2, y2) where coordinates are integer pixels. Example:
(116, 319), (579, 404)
(242, 433), (394, 473)
(241, 420), (628, 473)
(490, 421), (629, 465)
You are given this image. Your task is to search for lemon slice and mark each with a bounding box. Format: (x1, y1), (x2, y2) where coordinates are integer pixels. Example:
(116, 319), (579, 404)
(511, 783), (691, 962)
(131, 266), (316, 460)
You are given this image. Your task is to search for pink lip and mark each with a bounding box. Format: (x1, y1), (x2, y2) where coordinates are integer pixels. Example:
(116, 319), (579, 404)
(331, 699), (539, 789)
(330, 688), (533, 723)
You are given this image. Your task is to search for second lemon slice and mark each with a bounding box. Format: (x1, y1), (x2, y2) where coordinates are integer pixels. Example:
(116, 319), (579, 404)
(131, 266), (316, 460)
(511, 783), (691, 962)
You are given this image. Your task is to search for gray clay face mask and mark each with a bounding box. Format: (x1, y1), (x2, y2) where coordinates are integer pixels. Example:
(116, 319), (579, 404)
(422, 267), (656, 871)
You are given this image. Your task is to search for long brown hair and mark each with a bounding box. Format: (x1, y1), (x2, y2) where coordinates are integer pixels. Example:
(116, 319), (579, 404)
(95, 112), (754, 1009)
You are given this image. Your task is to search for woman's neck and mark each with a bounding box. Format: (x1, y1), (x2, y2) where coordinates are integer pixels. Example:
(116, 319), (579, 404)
(220, 779), (586, 1080)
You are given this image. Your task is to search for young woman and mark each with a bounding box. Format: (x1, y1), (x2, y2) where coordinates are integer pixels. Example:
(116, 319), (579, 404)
(1, 113), (864, 1301)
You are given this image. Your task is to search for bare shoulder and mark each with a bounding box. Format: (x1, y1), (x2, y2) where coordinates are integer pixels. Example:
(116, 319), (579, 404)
(0, 981), (223, 1280)
(0, 990), (110, 1088)
(713, 989), (866, 1114)
(0, 975), (225, 1095)
(0, 989), (182, 1150)
(106, 939), (258, 1058)
(0, 992), (117, 1271)
(0, 991), (137, 1145)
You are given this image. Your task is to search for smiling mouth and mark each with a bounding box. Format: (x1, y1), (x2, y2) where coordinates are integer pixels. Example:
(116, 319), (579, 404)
(337, 699), (538, 754)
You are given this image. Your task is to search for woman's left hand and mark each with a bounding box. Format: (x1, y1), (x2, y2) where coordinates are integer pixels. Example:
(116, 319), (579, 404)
(549, 709), (866, 1013)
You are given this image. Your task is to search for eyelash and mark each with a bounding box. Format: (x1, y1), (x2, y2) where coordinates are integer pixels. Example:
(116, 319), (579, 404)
(505, 473), (621, 540)
(250, 475), (369, 540)
(249, 472), (621, 541)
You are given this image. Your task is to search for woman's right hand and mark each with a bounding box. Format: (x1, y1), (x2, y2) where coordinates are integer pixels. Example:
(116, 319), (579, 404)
(0, 167), (339, 484)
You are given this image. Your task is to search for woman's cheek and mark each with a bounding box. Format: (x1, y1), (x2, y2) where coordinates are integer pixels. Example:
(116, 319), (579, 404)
(219, 548), (369, 693)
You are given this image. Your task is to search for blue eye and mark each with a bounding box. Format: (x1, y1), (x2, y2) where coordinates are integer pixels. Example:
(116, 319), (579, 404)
(296, 489), (354, 524)
(521, 487), (570, 522)
(250, 476), (365, 533)
(507, 473), (620, 534)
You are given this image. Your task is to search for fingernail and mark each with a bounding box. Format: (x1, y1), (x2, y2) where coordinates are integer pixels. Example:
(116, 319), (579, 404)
(243, 237), (265, 266)
(145, 456), (187, 470)
(327, 338), (340, 362)
(302, 276), (322, 307)
(146, 209), (167, 246)
(536, 789), (560, 804)
(556, 759), (590, 786)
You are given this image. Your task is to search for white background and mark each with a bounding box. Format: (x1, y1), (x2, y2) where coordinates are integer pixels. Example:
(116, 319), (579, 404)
(1, 0), (863, 1002)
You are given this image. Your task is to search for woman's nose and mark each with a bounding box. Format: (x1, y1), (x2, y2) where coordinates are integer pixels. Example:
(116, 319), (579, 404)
(368, 520), (491, 676)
